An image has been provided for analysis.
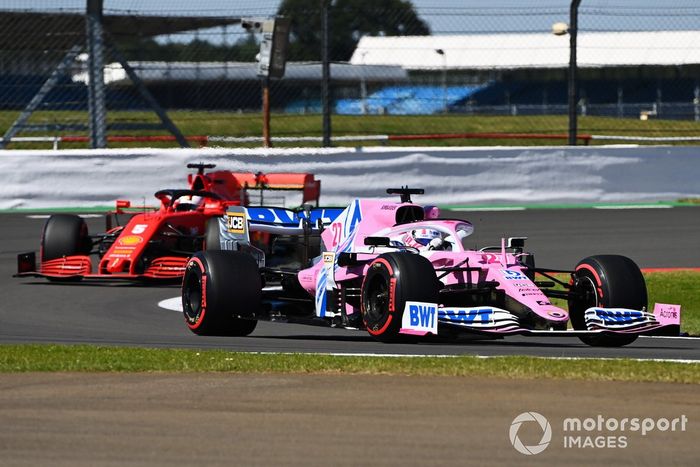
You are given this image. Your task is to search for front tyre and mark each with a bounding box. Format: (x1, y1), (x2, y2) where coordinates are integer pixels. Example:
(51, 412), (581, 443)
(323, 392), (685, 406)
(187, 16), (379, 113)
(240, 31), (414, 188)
(360, 252), (440, 342)
(568, 255), (647, 347)
(182, 251), (260, 336)
(41, 214), (91, 261)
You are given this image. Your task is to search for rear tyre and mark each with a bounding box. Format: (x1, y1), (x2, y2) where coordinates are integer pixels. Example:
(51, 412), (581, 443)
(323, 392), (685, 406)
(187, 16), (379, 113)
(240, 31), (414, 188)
(41, 214), (91, 261)
(182, 251), (260, 336)
(360, 252), (440, 342)
(568, 255), (647, 347)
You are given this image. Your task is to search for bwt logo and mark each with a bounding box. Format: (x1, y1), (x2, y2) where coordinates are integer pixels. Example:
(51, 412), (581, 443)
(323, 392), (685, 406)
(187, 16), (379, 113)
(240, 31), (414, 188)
(509, 412), (552, 455)
(442, 307), (493, 325)
(402, 301), (438, 334)
(408, 304), (436, 328)
(594, 309), (642, 323)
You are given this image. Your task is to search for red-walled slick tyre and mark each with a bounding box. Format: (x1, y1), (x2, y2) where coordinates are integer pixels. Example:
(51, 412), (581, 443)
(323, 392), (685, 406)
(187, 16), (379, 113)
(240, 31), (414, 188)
(182, 250), (260, 336)
(360, 252), (440, 342)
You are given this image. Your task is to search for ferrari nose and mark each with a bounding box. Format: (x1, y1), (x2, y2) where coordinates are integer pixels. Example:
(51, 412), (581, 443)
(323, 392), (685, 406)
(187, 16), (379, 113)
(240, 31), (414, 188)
(106, 258), (130, 273)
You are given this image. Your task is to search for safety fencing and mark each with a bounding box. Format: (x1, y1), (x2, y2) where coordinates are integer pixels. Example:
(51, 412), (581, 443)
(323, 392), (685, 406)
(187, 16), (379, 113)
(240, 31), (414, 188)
(1, 2), (700, 148)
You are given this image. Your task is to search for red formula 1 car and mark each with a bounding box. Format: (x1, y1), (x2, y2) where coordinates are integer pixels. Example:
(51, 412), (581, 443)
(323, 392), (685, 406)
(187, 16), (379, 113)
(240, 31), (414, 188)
(15, 163), (321, 282)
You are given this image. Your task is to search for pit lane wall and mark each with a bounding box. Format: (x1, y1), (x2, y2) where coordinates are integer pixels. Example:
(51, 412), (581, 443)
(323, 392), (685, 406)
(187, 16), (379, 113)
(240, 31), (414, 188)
(1, 145), (699, 209)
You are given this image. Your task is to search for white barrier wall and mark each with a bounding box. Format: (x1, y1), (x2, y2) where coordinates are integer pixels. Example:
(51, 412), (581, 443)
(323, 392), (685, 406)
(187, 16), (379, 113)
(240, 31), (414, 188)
(1, 145), (699, 209)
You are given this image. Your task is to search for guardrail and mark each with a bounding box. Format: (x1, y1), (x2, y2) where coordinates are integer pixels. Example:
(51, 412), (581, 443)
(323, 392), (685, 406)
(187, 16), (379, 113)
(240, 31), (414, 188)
(8, 132), (700, 149)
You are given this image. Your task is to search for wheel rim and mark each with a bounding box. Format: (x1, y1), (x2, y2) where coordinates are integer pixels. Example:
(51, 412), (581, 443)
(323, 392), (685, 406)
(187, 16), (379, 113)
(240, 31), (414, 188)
(364, 274), (389, 327)
(183, 271), (203, 324)
(578, 275), (599, 308)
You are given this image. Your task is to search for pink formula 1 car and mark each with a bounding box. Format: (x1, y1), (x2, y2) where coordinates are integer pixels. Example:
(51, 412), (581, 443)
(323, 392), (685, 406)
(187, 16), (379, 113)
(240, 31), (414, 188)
(182, 188), (681, 347)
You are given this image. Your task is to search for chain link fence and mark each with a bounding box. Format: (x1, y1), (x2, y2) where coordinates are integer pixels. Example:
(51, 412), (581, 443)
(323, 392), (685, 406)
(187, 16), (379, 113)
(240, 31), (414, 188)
(1, 1), (699, 148)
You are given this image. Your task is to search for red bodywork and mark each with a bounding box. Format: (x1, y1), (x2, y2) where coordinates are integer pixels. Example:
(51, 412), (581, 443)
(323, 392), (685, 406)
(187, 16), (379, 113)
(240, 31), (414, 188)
(17, 166), (321, 282)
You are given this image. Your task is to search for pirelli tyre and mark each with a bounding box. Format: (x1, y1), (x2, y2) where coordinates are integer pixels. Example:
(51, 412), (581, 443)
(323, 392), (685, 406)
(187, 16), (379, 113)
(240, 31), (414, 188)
(568, 255), (647, 347)
(360, 252), (440, 342)
(182, 250), (260, 336)
(41, 214), (91, 262)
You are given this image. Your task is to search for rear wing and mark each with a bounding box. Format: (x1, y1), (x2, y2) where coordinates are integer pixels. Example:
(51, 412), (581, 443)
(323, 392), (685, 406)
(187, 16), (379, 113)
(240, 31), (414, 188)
(244, 206), (343, 234)
(216, 206), (344, 247)
(238, 172), (321, 207)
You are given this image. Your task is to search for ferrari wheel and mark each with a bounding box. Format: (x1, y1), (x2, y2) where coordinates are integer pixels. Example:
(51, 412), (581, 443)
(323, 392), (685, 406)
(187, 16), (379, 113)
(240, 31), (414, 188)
(360, 252), (440, 342)
(568, 255), (647, 347)
(41, 214), (91, 261)
(182, 251), (260, 336)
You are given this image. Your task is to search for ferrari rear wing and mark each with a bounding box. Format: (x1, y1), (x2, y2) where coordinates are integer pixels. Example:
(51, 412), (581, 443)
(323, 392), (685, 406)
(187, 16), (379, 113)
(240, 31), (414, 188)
(188, 167), (321, 207)
(238, 172), (321, 207)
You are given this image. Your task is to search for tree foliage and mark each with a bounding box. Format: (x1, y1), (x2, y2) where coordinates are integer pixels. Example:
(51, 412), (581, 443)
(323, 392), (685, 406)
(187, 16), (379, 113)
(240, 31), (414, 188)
(278, 0), (430, 62)
(116, 34), (259, 62)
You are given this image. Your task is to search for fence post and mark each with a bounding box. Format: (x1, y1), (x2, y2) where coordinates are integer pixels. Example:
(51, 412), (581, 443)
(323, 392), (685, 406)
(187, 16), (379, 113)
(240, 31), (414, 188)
(321, 0), (332, 147)
(568, 0), (581, 146)
(86, 0), (107, 149)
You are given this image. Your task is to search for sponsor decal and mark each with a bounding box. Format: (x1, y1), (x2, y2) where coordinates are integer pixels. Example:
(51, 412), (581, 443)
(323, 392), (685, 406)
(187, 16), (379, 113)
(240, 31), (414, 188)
(119, 235), (143, 246)
(501, 269), (527, 280)
(226, 212), (246, 234)
(323, 252), (336, 290)
(594, 309), (643, 324)
(653, 303), (681, 325)
(400, 301), (438, 335)
(441, 307), (493, 325)
(380, 205), (397, 211)
(246, 207), (342, 226)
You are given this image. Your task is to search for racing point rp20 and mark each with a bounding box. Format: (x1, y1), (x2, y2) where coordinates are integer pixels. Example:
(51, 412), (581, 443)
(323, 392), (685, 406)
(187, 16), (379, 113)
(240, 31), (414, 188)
(181, 188), (681, 347)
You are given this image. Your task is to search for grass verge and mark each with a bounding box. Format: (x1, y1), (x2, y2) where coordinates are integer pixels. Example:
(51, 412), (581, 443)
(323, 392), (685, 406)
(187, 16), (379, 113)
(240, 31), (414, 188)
(646, 271), (700, 336)
(0, 345), (697, 383)
(3, 111), (700, 148)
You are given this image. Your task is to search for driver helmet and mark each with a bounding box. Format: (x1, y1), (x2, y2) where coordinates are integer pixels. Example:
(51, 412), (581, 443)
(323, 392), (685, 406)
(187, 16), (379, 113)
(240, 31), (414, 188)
(411, 228), (442, 246)
(173, 195), (203, 211)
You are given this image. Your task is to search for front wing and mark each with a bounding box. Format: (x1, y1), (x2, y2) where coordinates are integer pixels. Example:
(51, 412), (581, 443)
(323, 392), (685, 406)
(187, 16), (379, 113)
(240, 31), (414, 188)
(398, 303), (681, 337)
(15, 252), (187, 282)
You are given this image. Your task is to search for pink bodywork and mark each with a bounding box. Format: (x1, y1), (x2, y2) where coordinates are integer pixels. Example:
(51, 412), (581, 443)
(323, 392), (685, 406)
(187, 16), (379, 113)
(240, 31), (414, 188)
(296, 199), (569, 326)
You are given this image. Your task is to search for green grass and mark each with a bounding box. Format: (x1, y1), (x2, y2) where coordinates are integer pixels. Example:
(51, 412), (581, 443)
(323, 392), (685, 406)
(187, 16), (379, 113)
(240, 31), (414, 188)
(646, 271), (700, 335)
(0, 345), (697, 383)
(3, 110), (700, 149)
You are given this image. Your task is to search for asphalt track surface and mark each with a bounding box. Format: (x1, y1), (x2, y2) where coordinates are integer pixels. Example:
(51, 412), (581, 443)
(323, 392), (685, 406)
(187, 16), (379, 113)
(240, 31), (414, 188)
(3, 208), (699, 360)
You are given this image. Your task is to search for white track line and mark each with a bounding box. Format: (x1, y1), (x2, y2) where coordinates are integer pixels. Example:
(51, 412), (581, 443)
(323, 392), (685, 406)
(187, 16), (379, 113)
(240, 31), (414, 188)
(158, 297), (182, 312)
(451, 207), (526, 212)
(26, 214), (103, 219)
(233, 352), (700, 364)
(593, 205), (672, 210)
